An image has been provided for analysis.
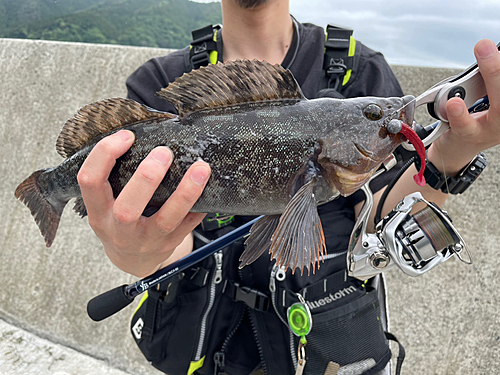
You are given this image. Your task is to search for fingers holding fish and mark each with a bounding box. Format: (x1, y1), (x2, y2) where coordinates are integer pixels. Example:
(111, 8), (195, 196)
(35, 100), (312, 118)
(104, 161), (210, 276)
(113, 146), (173, 225)
(78, 130), (136, 219)
(154, 161), (211, 234)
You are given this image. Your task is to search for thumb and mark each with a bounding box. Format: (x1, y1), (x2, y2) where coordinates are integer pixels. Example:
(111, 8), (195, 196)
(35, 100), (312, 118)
(446, 97), (479, 137)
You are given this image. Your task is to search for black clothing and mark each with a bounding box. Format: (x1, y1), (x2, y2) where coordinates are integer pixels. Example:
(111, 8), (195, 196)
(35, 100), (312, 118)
(127, 20), (404, 375)
(126, 22), (403, 108)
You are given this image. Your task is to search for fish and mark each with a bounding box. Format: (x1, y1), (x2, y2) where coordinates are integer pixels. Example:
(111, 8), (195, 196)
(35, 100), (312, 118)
(15, 59), (418, 275)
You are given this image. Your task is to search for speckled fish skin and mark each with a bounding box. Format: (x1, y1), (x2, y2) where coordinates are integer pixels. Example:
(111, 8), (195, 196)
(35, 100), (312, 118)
(117, 96), (411, 215)
(15, 59), (415, 257)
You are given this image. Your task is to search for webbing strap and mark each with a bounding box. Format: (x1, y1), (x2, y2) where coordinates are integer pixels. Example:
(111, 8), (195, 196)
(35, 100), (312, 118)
(323, 24), (356, 91)
(385, 331), (406, 375)
(189, 24), (221, 70)
(141, 289), (160, 342)
(223, 280), (270, 311)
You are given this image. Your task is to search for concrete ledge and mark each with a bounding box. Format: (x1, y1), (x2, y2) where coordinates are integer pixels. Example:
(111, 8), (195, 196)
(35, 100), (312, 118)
(1, 38), (499, 374)
(0, 318), (131, 375)
(0, 38), (167, 375)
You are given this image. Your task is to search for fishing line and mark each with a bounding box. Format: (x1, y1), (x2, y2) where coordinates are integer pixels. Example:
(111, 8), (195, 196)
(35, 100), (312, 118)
(384, 96), (418, 127)
(374, 155), (417, 226)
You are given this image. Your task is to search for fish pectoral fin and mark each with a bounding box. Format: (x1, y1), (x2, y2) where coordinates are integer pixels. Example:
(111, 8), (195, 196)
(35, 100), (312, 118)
(269, 180), (326, 276)
(240, 214), (281, 268)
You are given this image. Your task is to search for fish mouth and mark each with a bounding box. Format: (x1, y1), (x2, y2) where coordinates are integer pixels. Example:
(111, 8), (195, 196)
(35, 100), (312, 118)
(354, 142), (377, 162)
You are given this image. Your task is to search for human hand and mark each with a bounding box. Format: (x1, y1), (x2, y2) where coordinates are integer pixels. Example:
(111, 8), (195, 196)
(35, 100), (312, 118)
(77, 130), (211, 277)
(428, 39), (500, 175)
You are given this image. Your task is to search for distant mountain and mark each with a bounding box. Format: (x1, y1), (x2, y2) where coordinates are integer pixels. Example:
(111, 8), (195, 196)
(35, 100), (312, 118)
(0, 0), (222, 49)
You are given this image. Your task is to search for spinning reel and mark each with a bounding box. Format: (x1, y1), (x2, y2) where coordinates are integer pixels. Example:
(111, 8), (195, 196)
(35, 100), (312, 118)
(347, 158), (472, 280)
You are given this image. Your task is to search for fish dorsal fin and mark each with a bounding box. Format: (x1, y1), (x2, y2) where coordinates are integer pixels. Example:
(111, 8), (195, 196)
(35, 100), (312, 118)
(156, 59), (304, 117)
(56, 98), (175, 158)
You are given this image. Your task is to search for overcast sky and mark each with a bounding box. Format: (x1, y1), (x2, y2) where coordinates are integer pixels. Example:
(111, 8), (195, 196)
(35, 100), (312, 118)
(193, 0), (500, 68)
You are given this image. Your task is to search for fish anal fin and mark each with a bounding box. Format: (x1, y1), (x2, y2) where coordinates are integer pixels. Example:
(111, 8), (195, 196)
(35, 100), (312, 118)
(56, 98), (176, 158)
(269, 180), (326, 276)
(240, 214), (281, 268)
(156, 59), (304, 117)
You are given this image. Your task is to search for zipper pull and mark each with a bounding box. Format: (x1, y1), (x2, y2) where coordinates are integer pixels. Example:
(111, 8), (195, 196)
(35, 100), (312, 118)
(269, 264), (278, 292)
(214, 351), (225, 375)
(214, 251), (223, 284)
(276, 265), (287, 282)
(269, 264), (286, 293)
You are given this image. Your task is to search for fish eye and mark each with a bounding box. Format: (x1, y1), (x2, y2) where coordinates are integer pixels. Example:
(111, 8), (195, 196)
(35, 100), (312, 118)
(363, 104), (384, 121)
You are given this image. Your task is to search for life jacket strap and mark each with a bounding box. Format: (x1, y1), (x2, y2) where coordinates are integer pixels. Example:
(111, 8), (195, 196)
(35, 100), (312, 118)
(223, 280), (270, 312)
(323, 24), (356, 91)
(189, 24), (221, 70)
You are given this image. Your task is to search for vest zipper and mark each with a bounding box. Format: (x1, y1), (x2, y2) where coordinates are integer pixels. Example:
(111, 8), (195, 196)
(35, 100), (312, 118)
(269, 264), (298, 369)
(248, 309), (268, 375)
(213, 306), (247, 375)
(322, 251), (346, 261)
(195, 250), (223, 361)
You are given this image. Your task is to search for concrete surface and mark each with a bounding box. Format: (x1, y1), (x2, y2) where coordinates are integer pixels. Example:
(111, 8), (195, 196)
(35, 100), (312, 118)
(0, 38), (167, 375)
(0, 38), (498, 374)
(389, 65), (500, 375)
(0, 318), (130, 375)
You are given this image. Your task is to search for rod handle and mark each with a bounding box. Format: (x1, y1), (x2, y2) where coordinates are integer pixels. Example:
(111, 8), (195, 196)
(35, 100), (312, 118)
(87, 284), (134, 321)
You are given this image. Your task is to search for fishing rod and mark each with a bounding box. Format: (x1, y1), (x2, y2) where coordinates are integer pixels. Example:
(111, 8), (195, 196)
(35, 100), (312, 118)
(87, 216), (262, 321)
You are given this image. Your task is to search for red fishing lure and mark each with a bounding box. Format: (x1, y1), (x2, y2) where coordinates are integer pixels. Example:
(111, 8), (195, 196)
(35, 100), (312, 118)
(399, 123), (426, 186)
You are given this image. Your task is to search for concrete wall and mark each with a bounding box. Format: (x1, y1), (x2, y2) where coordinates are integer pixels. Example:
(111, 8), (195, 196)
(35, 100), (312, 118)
(0, 38), (498, 374)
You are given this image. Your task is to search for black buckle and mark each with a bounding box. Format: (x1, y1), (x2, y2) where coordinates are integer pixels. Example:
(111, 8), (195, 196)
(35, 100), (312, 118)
(231, 282), (269, 311)
(189, 24), (220, 70)
(326, 59), (347, 76)
(325, 59), (347, 90)
(191, 49), (211, 70)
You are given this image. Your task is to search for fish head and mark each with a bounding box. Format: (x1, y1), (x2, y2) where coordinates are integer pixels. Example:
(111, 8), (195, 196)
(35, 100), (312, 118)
(317, 95), (415, 196)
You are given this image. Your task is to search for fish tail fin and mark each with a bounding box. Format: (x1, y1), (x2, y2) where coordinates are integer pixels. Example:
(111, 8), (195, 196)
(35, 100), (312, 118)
(14, 169), (65, 247)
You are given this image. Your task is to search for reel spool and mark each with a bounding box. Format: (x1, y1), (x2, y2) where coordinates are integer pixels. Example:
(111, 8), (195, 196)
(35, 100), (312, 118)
(382, 193), (472, 277)
(396, 205), (459, 267)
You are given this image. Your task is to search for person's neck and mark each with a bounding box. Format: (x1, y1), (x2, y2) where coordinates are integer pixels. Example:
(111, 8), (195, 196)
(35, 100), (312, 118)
(221, 0), (294, 65)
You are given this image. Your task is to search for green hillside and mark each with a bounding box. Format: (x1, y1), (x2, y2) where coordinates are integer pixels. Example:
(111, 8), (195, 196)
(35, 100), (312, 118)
(0, 0), (222, 49)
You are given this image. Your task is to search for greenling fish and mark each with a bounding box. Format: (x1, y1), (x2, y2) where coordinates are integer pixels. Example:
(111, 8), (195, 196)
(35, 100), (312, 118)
(15, 59), (417, 275)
